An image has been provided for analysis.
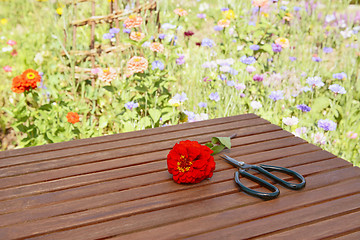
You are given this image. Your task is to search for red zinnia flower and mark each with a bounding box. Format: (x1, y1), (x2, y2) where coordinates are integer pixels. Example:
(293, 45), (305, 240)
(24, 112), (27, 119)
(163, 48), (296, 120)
(21, 69), (41, 89)
(66, 112), (80, 124)
(11, 75), (26, 93)
(167, 140), (215, 184)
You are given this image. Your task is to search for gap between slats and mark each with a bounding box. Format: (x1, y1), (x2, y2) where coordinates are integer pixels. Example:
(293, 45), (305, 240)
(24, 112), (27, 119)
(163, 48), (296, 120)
(0, 114), (259, 161)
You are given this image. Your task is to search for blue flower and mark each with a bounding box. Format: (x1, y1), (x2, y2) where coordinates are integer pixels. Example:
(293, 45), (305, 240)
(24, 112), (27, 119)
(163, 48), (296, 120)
(248, 21), (256, 26)
(109, 28), (120, 34)
(201, 38), (215, 47)
(250, 44), (260, 51)
(318, 119), (337, 131)
(221, 7), (229, 11)
(289, 56), (297, 62)
(333, 72), (347, 80)
(294, 6), (301, 12)
(214, 25), (224, 31)
(161, 23), (176, 29)
(323, 47), (333, 53)
(152, 60), (164, 70)
(209, 92), (220, 102)
(306, 76), (324, 87)
(158, 34), (166, 40)
(229, 68), (238, 75)
(125, 101), (139, 110)
(268, 90), (284, 101)
(184, 110), (196, 122)
(123, 29), (131, 34)
(272, 43), (282, 53)
(329, 84), (346, 94)
(227, 80), (235, 86)
(296, 104), (311, 112)
(240, 55), (256, 65)
(198, 102), (207, 108)
(312, 56), (322, 62)
(103, 33), (115, 39)
(197, 13), (206, 19)
(280, 6), (288, 11)
(176, 54), (185, 65)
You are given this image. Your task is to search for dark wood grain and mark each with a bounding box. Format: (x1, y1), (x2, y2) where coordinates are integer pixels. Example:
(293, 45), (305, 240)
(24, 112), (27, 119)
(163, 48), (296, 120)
(0, 114), (359, 240)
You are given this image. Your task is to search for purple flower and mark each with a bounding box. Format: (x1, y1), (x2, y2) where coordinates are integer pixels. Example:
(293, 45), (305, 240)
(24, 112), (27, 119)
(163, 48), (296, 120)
(151, 60), (164, 70)
(296, 104), (311, 112)
(248, 21), (256, 26)
(103, 33), (115, 39)
(214, 25), (224, 31)
(323, 47), (333, 53)
(246, 66), (256, 73)
(280, 6), (288, 11)
(318, 119), (337, 131)
(240, 55), (256, 65)
(218, 74), (227, 81)
(202, 61), (217, 68)
(272, 43), (282, 53)
(269, 90), (284, 101)
(294, 6), (301, 12)
(229, 68), (238, 75)
(312, 56), (322, 62)
(209, 92), (220, 102)
(253, 74), (264, 82)
(184, 110), (196, 122)
(176, 54), (185, 65)
(333, 72), (347, 80)
(198, 102), (207, 108)
(329, 84), (346, 94)
(289, 56), (297, 61)
(221, 7), (229, 11)
(250, 44), (260, 51)
(123, 29), (131, 34)
(306, 76), (324, 87)
(227, 80), (235, 86)
(125, 101), (139, 110)
(109, 28), (120, 34)
(197, 13), (206, 19)
(158, 33), (166, 39)
(161, 23), (176, 29)
(201, 38), (215, 47)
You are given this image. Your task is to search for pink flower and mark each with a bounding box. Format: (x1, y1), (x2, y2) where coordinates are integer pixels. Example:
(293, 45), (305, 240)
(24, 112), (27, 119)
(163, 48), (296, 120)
(252, 0), (268, 8)
(346, 131), (358, 139)
(3, 65), (12, 72)
(7, 40), (16, 46)
(91, 68), (101, 74)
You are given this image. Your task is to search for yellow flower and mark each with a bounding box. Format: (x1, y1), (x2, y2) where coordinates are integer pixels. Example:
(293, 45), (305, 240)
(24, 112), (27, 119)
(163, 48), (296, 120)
(261, 12), (269, 18)
(56, 8), (63, 15)
(1, 18), (8, 25)
(223, 9), (235, 20)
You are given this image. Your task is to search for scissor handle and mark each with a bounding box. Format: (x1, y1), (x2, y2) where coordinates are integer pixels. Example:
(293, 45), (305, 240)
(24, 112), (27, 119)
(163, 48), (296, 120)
(235, 170), (280, 200)
(257, 164), (306, 190)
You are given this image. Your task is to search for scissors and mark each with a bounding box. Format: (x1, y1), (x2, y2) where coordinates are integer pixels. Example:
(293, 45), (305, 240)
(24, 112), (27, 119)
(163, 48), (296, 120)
(221, 154), (306, 200)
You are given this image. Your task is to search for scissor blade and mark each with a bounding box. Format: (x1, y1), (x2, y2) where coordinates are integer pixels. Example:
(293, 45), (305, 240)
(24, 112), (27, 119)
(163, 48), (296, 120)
(221, 154), (243, 168)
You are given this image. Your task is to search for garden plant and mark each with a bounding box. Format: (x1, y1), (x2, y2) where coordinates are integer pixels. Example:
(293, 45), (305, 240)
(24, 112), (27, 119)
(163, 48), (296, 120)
(0, 0), (359, 165)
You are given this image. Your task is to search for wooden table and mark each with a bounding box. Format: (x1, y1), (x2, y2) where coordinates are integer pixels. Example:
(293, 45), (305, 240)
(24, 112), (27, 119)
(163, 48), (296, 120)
(0, 113), (359, 239)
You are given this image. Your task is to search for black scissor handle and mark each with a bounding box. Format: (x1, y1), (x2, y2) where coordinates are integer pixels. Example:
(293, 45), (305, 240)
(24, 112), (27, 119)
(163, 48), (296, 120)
(257, 164), (306, 190)
(235, 170), (280, 200)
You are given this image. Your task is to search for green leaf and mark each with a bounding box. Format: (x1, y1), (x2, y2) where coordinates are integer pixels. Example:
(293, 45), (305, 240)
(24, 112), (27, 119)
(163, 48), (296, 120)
(217, 137), (232, 149)
(98, 115), (108, 129)
(139, 116), (152, 128)
(211, 145), (225, 155)
(39, 104), (52, 111)
(311, 97), (330, 113)
(149, 109), (161, 123)
(211, 137), (219, 145)
(135, 86), (148, 93)
(205, 142), (213, 148)
(103, 86), (115, 93)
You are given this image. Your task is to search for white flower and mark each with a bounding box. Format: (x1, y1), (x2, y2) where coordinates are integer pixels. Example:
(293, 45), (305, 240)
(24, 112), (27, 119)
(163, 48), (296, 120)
(237, 45), (244, 51)
(219, 65), (231, 72)
(340, 28), (353, 39)
(2, 46), (12, 52)
(292, 127), (308, 137)
(34, 52), (44, 65)
(282, 116), (299, 126)
(194, 113), (209, 122)
(325, 14), (336, 23)
(199, 3), (209, 12)
(250, 101), (262, 109)
(312, 132), (326, 145)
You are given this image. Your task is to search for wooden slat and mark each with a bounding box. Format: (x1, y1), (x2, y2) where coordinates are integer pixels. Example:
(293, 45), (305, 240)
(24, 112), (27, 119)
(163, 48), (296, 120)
(15, 167), (360, 240)
(0, 114), (260, 164)
(333, 230), (360, 239)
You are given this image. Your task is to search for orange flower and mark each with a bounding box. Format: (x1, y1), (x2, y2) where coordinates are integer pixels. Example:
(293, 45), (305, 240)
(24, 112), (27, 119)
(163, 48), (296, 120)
(275, 37), (290, 48)
(98, 68), (117, 83)
(149, 42), (164, 52)
(217, 19), (230, 28)
(174, 8), (188, 17)
(127, 56), (148, 75)
(252, 0), (268, 8)
(66, 112), (80, 124)
(124, 15), (142, 29)
(130, 31), (145, 42)
(21, 69), (41, 89)
(11, 75), (26, 93)
(283, 13), (293, 22)
(11, 69), (41, 93)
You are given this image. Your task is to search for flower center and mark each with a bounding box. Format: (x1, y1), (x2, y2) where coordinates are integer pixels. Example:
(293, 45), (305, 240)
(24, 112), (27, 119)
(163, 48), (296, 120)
(129, 15), (136, 19)
(133, 58), (141, 62)
(27, 73), (35, 79)
(177, 155), (192, 172)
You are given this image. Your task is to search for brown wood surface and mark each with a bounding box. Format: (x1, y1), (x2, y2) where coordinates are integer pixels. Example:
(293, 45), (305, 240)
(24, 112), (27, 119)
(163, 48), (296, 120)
(0, 114), (359, 239)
